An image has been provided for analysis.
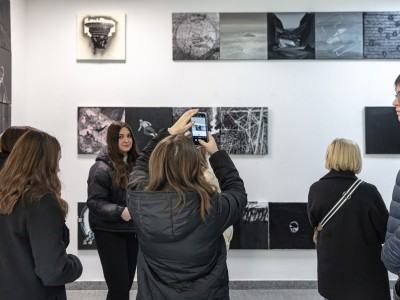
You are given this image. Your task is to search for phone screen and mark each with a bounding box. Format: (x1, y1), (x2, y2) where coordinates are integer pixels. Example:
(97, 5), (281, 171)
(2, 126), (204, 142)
(191, 113), (208, 144)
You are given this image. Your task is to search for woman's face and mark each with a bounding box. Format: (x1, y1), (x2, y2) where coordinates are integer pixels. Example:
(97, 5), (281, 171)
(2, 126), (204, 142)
(118, 127), (133, 154)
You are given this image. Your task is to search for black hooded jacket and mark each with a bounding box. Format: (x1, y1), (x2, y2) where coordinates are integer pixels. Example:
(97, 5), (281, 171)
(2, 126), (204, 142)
(87, 149), (135, 232)
(127, 131), (247, 300)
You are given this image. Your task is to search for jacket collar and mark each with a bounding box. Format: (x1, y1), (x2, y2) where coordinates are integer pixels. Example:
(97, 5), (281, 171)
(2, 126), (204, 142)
(320, 169), (357, 180)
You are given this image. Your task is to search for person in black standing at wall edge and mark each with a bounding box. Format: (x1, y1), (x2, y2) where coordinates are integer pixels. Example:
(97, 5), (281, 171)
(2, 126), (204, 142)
(0, 130), (82, 300)
(87, 121), (139, 300)
(0, 126), (32, 169)
(127, 109), (247, 300)
(381, 74), (400, 300)
(308, 138), (390, 300)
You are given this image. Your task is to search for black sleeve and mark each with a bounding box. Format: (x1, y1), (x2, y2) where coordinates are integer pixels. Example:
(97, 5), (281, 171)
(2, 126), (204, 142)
(368, 186), (389, 243)
(128, 129), (170, 191)
(87, 163), (124, 221)
(307, 185), (318, 228)
(209, 150), (247, 232)
(27, 194), (82, 286)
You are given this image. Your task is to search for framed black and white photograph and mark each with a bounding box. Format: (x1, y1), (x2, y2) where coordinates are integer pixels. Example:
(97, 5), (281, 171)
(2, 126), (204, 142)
(267, 13), (315, 59)
(0, 48), (11, 104)
(78, 107), (125, 154)
(0, 103), (10, 134)
(315, 12), (363, 59)
(219, 107), (268, 155)
(78, 202), (96, 250)
(0, 0), (10, 52)
(269, 202), (314, 249)
(76, 12), (126, 61)
(365, 106), (400, 154)
(125, 107), (172, 151)
(173, 13), (220, 60)
(230, 201), (269, 249)
(220, 13), (268, 60)
(364, 12), (400, 59)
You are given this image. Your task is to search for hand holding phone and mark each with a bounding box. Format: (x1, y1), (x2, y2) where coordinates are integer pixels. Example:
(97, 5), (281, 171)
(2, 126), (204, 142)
(191, 113), (208, 145)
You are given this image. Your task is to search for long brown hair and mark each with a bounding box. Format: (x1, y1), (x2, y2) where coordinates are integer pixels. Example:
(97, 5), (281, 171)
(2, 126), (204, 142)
(145, 135), (216, 220)
(1, 126), (33, 154)
(107, 122), (139, 188)
(0, 130), (68, 217)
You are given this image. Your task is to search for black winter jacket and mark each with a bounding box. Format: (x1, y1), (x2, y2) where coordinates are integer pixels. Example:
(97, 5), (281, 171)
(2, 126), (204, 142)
(127, 131), (247, 300)
(87, 149), (135, 232)
(0, 193), (82, 300)
(308, 170), (390, 300)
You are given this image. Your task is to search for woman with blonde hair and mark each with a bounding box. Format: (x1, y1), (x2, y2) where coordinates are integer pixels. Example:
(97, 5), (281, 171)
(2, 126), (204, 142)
(127, 109), (247, 300)
(0, 130), (82, 300)
(308, 138), (390, 300)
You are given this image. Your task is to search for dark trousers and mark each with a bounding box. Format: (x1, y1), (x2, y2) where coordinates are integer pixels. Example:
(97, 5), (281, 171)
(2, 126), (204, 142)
(94, 230), (139, 300)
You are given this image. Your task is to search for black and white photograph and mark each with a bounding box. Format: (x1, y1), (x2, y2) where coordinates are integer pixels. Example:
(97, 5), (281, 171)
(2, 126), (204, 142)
(230, 202), (269, 249)
(0, 48), (11, 104)
(267, 13), (315, 59)
(220, 13), (268, 60)
(173, 13), (220, 60)
(78, 107), (125, 154)
(172, 107), (221, 144)
(76, 12), (126, 61)
(125, 107), (172, 151)
(315, 12), (363, 59)
(269, 202), (314, 249)
(0, 103), (10, 134)
(78, 202), (97, 250)
(0, 0), (10, 52)
(364, 12), (400, 59)
(365, 106), (400, 154)
(219, 107), (268, 155)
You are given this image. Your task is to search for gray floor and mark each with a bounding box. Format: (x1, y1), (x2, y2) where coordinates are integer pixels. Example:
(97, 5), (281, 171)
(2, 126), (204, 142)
(67, 289), (323, 300)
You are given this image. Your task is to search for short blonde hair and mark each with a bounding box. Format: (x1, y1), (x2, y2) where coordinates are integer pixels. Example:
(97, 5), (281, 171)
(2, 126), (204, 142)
(325, 138), (362, 174)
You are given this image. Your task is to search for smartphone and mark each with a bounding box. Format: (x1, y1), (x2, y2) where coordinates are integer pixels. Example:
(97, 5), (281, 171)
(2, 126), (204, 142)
(191, 113), (208, 145)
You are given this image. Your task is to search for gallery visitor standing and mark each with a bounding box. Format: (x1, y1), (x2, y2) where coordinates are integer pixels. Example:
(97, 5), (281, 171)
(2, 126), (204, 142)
(308, 138), (390, 300)
(87, 122), (139, 300)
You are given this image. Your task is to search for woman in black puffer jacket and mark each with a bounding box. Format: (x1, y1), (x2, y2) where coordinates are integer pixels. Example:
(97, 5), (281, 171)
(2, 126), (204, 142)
(87, 122), (139, 300)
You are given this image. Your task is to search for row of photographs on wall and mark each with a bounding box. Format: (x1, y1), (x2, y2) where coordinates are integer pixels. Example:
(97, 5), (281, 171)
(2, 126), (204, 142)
(78, 106), (268, 155)
(173, 12), (400, 60)
(0, 0), (11, 105)
(365, 107), (400, 154)
(78, 202), (314, 250)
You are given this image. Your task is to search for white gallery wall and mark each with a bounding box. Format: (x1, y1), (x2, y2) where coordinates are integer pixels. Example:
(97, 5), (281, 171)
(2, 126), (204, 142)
(10, 0), (400, 281)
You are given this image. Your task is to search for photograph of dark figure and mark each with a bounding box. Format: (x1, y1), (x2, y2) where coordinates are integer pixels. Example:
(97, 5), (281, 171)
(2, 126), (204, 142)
(0, 0), (10, 51)
(0, 48), (11, 104)
(268, 12), (315, 59)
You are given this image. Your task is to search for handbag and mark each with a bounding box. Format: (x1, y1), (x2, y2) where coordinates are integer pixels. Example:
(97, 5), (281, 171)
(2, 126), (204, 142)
(313, 178), (363, 245)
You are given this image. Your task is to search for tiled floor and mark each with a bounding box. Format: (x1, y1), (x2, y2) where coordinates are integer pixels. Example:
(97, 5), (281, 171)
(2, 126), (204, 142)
(67, 289), (323, 300)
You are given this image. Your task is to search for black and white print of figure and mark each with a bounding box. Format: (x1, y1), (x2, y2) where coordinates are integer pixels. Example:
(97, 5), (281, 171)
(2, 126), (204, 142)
(137, 119), (157, 138)
(267, 13), (315, 59)
(78, 107), (125, 154)
(173, 13), (220, 60)
(78, 203), (96, 250)
(0, 65), (8, 103)
(219, 107), (268, 155)
(83, 16), (117, 55)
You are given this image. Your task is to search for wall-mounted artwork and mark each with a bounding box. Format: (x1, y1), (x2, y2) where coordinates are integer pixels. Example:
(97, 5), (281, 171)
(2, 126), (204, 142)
(220, 107), (268, 155)
(0, 0), (10, 52)
(267, 13), (315, 59)
(76, 12), (126, 61)
(269, 202), (314, 249)
(78, 107), (125, 154)
(0, 102), (10, 134)
(315, 12), (363, 59)
(230, 201), (269, 249)
(78, 202), (96, 250)
(365, 107), (400, 154)
(173, 13), (220, 60)
(0, 48), (10, 104)
(364, 12), (400, 59)
(125, 107), (172, 150)
(220, 13), (268, 60)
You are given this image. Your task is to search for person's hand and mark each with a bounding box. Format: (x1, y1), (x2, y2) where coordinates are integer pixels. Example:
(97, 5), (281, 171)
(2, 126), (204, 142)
(168, 108), (198, 135)
(121, 207), (131, 222)
(394, 99), (400, 121)
(199, 133), (218, 155)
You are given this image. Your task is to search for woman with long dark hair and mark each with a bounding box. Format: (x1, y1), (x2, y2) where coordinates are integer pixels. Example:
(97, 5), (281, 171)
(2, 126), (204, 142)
(87, 122), (139, 300)
(127, 109), (247, 300)
(0, 130), (82, 300)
